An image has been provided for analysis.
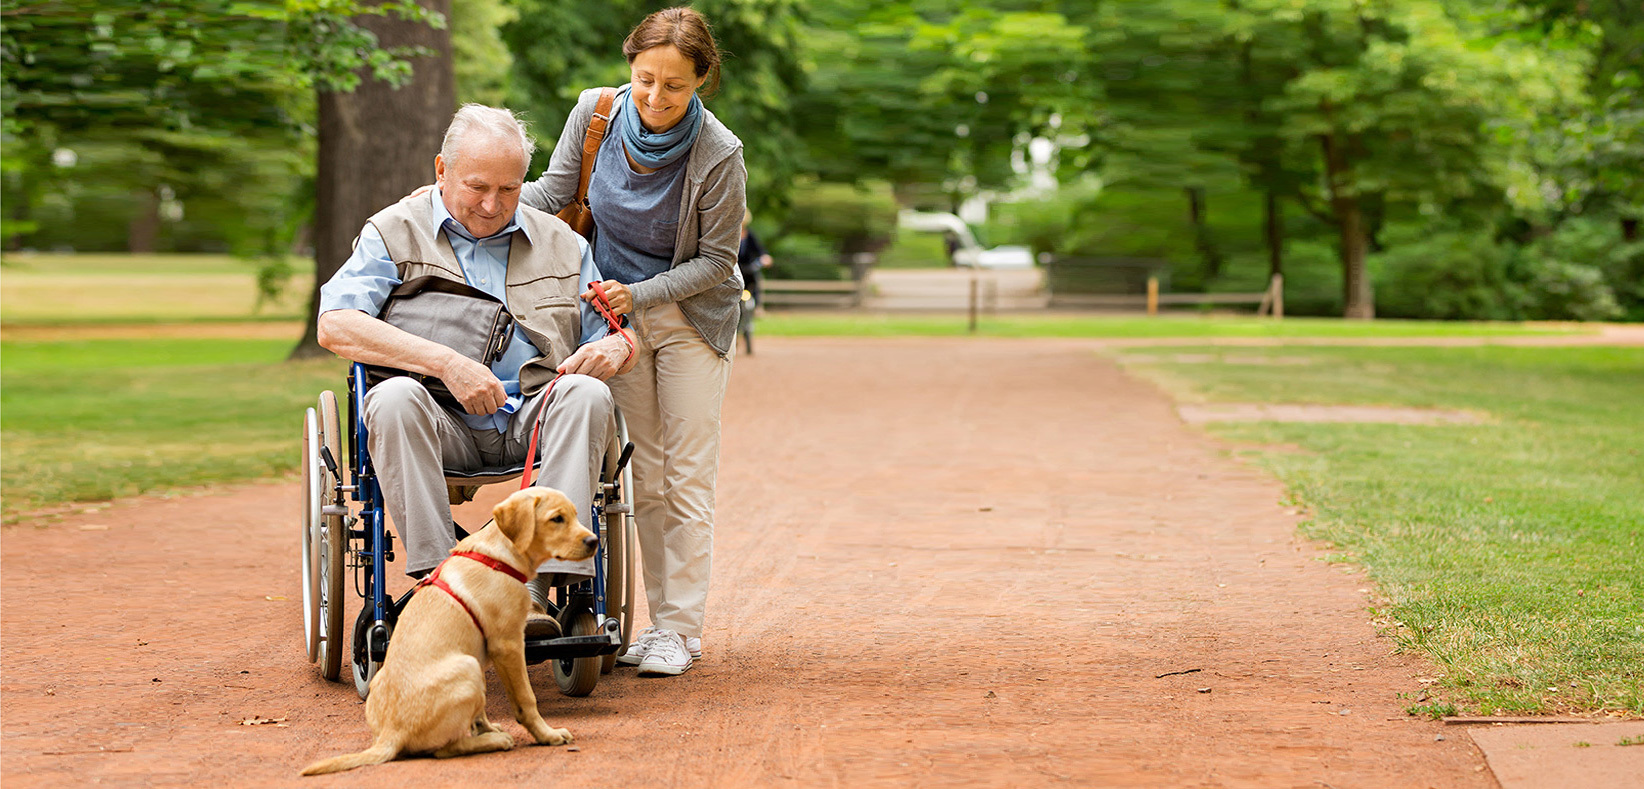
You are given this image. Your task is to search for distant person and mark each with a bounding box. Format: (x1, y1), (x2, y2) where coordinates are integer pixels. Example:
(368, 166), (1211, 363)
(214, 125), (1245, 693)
(519, 6), (745, 677)
(737, 209), (772, 312)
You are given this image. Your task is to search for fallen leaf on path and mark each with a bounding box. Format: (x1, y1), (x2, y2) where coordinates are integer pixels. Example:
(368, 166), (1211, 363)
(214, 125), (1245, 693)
(239, 717), (288, 726)
(265, 596), (288, 601)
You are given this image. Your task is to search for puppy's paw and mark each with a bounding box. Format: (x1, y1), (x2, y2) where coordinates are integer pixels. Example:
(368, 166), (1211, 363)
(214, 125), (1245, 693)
(535, 727), (573, 746)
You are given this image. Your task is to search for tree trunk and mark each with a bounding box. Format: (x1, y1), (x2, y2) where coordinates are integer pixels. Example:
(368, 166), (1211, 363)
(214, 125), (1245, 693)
(1185, 186), (1223, 279)
(1623, 217), (1639, 243)
(127, 188), (161, 253)
(1264, 190), (1283, 279)
(1320, 132), (1373, 319)
(289, 0), (455, 360)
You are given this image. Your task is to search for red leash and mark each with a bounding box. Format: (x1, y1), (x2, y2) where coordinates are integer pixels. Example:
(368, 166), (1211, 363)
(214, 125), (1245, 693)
(588, 281), (635, 366)
(519, 282), (635, 491)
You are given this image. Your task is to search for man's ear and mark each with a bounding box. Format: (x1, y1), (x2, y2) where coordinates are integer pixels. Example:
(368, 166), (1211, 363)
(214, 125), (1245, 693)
(492, 490), (537, 559)
(434, 154), (447, 187)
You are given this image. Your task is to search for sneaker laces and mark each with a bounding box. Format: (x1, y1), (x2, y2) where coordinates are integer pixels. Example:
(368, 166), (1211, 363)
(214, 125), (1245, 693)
(625, 626), (661, 653)
(647, 630), (688, 663)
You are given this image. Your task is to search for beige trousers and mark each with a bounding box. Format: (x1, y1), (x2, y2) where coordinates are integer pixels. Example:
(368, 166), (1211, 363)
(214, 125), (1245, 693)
(611, 301), (732, 639)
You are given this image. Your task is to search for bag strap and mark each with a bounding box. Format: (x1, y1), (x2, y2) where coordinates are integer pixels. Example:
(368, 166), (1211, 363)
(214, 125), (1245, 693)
(571, 88), (619, 207)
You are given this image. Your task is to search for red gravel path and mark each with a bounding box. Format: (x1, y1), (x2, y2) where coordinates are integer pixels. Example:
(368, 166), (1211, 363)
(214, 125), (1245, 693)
(1, 337), (1491, 787)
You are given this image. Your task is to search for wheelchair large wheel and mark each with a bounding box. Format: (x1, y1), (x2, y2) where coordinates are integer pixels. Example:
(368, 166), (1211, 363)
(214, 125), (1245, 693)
(600, 515), (626, 676)
(600, 411), (638, 674)
(301, 408), (322, 663)
(553, 608), (602, 696)
(315, 391), (347, 681)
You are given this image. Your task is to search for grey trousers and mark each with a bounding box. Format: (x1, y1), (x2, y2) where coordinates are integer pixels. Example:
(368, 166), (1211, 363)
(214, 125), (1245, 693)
(362, 374), (614, 580)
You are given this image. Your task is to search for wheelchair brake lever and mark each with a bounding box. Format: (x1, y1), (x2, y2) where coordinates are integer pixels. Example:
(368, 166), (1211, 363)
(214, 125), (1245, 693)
(319, 446), (340, 476)
(615, 441), (635, 476)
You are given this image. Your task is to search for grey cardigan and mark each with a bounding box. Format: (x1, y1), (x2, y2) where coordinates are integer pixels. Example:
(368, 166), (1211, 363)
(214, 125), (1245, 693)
(522, 87), (747, 356)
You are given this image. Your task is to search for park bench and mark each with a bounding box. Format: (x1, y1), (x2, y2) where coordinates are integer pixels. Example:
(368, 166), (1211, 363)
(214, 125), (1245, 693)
(761, 278), (866, 308)
(1043, 255), (1283, 317)
(761, 256), (872, 308)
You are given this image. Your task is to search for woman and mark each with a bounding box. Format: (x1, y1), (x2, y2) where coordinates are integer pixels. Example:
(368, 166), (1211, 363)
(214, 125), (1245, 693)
(520, 6), (745, 677)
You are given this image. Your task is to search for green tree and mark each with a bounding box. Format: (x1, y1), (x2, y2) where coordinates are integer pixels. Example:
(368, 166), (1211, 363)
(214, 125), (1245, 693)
(1093, 0), (1584, 318)
(452, 0), (516, 105)
(1, 1), (306, 253)
(795, 1), (1091, 210)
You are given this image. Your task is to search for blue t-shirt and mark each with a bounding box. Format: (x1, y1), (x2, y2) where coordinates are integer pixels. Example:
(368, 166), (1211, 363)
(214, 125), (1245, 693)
(588, 136), (688, 285)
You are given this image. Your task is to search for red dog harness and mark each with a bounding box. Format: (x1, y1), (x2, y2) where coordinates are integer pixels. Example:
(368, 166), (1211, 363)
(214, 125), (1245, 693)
(414, 551), (530, 641)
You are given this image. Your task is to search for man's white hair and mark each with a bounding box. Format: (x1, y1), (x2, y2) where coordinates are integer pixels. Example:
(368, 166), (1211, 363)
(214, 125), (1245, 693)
(440, 103), (534, 172)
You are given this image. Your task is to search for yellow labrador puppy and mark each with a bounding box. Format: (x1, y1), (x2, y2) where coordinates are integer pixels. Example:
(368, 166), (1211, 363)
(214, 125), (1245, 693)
(302, 487), (597, 776)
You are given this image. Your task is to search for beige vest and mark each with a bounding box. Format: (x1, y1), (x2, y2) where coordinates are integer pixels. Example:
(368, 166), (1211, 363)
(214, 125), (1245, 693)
(367, 194), (584, 396)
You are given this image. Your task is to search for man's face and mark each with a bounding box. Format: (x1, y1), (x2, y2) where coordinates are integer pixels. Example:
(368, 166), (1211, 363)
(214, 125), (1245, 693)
(434, 136), (526, 239)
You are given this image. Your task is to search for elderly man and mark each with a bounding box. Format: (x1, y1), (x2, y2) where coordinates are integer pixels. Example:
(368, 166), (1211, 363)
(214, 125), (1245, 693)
(317, 104), (633, 635)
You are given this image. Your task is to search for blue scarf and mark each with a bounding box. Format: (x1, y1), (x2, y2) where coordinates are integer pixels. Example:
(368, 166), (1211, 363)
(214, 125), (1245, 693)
(613, 84), (702, 170)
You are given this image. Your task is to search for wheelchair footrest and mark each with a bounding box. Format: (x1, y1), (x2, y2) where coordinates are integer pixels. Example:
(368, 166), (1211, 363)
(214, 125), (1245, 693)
(522, 631), (620, 665)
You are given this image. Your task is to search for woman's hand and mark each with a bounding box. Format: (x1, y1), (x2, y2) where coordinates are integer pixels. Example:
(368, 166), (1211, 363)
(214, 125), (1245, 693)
(582, 279), (633, 316)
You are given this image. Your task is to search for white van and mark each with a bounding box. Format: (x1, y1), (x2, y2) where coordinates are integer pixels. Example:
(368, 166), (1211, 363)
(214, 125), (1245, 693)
(896, 210), (1035, 269)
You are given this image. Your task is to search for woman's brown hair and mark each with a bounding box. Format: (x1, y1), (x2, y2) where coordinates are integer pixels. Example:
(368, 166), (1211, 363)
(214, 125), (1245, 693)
(622, 7), (722, 98)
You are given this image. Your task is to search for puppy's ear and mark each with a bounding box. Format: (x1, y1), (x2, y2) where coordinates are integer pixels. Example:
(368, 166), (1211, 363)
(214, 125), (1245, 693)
(492, 490), (538, 559)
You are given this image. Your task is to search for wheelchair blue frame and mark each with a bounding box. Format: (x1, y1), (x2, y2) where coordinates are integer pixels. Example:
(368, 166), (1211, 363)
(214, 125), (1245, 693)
(332, 362), (628, 699)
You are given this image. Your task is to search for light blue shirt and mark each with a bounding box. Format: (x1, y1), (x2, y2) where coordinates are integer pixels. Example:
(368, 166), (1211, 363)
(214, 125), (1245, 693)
(319, 188), (609, 432)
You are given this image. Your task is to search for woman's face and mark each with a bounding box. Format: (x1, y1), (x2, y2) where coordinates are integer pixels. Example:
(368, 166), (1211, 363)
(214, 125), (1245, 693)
(629, 45), (706, 133)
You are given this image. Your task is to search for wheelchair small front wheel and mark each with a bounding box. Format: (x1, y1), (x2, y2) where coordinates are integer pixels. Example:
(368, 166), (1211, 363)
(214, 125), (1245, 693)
(352, 606), (391, 700)
(553, 609), (601, 697)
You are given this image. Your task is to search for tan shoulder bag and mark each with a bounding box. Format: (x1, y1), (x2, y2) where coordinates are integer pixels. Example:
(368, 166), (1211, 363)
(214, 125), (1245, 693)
(554, 87), (618, 240)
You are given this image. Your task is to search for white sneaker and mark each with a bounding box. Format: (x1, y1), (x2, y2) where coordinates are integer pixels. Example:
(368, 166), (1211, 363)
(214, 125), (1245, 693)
(637, 629), (692, 676)
(617, 626), (701, 665)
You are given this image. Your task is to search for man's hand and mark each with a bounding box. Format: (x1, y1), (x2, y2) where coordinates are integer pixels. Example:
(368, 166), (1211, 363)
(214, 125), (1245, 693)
(581, 280), (632, 316)
(557, 332), (634, 381)
(439, 354), (508, 415)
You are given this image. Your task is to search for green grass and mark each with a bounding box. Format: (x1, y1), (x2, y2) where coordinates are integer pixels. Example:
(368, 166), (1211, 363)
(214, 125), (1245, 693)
(1, 336), (345, 520)
(1, 252), (312, 324)
(758, 312), (1579, 339)
(1118, 345), (1644, 715)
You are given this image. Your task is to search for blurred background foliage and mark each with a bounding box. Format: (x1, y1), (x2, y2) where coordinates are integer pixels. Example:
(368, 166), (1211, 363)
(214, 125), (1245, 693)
(3, 0), (1640, 320)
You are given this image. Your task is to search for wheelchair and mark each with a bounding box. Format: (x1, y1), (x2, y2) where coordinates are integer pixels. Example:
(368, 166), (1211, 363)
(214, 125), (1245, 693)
(300, 362), (637, 700)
